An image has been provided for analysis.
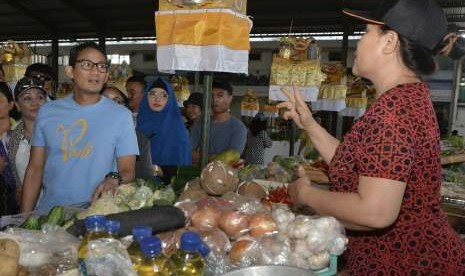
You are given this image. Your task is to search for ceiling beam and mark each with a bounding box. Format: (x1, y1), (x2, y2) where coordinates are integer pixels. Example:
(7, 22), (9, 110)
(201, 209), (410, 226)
(59, 0), (104, 35)
(3, 0), (55, 32)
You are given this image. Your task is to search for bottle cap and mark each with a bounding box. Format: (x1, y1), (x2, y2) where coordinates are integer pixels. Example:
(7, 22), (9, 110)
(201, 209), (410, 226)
(106, 220), (121, 235)
(84, 215), (107, 230)
(132, 226), (153, 243)
(198, 242), (210, 258)
(180, 231), (202, 253)
(140, 236), (162, 256)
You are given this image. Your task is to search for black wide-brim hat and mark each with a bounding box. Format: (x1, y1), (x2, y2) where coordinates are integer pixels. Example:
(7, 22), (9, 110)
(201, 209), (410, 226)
(343, 0), (448, 51)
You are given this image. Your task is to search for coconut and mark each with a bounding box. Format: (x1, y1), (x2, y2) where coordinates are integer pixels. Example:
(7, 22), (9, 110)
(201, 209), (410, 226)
(200, 161), (239, 196)
(237, 181), (267, 199)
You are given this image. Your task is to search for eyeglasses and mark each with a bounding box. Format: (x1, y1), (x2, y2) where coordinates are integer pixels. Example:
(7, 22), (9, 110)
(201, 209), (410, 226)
(76, 59), (110, 73)
(148, 90), (168, 100)
(111, 97), (125, 105)
(18, 94), (46, 105)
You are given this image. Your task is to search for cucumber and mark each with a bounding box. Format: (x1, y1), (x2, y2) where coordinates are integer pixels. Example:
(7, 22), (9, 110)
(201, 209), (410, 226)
(23, 216), (40, 230)
(38, 215), (48, 227)
(47, 206), (65, 226)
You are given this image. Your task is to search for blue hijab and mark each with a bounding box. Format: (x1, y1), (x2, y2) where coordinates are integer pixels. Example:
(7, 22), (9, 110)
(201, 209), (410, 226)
(136, 78), (192, 166)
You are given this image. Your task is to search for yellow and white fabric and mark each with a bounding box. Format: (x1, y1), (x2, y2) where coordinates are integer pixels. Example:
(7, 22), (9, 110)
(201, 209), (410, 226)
(155, 8), (252, 74)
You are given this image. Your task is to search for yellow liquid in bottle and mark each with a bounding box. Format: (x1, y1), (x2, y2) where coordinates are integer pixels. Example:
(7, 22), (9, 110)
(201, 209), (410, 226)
(128, 241), (143, 271)
(170, 250), (205, 276)
(138, 255), (175, 276)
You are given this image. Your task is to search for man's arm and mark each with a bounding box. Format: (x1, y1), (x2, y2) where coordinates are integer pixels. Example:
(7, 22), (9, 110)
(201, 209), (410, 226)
(229, 121), (248, 154)
(91, 155), (136, 202)
(21, 146), (46, 212)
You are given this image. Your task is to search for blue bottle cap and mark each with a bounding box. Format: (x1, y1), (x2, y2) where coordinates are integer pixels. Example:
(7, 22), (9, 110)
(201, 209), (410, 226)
(198, 242), (210, 258)
(140, 236), (162, 256)
(84, 215), (107, 230)
(180, 231), (202, 253)
(106, 220), (121, 235)
(132, 226), (153, 243)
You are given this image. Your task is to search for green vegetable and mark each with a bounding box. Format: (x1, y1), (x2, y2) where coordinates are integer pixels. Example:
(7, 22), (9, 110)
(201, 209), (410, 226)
(47, 206), (65, 226)
(38, 215), (48, 227)
(23, 216), (40, 230)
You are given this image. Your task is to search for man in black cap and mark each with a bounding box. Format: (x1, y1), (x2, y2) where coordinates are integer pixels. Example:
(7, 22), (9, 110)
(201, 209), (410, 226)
(190, 80), (247, 165)
(183, 92), (203, 131)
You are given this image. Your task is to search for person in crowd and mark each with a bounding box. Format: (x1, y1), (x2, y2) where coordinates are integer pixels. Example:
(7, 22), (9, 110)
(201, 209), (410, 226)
(190, 80), (247, 165)
(278, 0), (465, 274)
(0, 64), (5, 82)
(8, 77), (47, 205)
(136, 78), (191, 182)
(25, 63), (57, 100)
(183, 92), (203, 131)
(101, 84), (129, 107)
(21, 42), (139, 212)
(126, 75), (146, 116)
(101, 84), (153, 180)
(0, 82), (18, 215)
(242, 112), (272, 166)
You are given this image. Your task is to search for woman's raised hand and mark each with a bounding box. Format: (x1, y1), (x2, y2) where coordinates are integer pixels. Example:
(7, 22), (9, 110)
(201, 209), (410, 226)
(276, 84), (315, 129)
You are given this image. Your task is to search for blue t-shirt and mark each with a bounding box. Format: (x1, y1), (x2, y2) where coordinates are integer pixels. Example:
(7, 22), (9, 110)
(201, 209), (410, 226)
(32, 95), (139, 211)
(190, 116), (247, 155)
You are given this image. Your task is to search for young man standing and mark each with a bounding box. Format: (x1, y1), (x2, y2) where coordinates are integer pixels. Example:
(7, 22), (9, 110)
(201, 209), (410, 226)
(21, 42), (139, 212)
(125, 75), (146, 115)
(190, 80), (247, 164)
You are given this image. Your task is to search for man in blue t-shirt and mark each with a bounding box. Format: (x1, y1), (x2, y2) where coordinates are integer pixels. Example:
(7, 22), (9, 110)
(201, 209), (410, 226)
(190, 80), (247, 165)
(21, 42), (139, 212)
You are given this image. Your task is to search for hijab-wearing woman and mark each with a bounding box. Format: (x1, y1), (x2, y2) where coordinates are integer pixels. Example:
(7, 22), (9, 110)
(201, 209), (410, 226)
(136, 78), (191, 181)
(279, 0), (465, 274)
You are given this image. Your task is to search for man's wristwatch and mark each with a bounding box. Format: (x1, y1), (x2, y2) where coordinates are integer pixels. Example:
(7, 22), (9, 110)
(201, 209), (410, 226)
(105, 171), (123, 185)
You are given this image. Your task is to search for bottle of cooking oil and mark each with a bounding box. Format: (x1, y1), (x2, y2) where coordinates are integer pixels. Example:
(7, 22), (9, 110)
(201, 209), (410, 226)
(170, 231), (205, 276)
(137, 236), (175, 276)
(78, 215), (109, 276)
(127, 226), (153, 270)
(106, 220), (121, 239)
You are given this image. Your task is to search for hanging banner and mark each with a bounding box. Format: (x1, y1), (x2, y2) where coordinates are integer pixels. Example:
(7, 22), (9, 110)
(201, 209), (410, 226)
(155, 8), (252, 74)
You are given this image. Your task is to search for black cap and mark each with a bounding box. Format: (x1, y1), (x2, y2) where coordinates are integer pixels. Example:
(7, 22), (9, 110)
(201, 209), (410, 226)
(14, 76), (47, 100)
(343, 0), (447, 51)
(183, 92), (203, 109)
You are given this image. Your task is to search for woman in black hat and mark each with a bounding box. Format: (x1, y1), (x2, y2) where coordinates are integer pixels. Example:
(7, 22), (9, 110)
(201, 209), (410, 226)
(183, 92), (203, 132)
(278, 0), (465, 274)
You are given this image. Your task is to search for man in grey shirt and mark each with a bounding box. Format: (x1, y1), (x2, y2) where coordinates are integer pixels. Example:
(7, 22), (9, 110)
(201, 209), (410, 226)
(190, 80), (247, 165)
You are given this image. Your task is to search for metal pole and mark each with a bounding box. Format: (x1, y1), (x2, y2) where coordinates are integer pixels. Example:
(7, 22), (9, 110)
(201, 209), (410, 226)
(448, 58), (463, 135)
(289, 121), (297, 156)
(200, 73), (213, 168)
(194, 71), (200, 93)
(51, 36), (59, 99)
(98, 36), (106, 50)
(341, 19), (350, 67)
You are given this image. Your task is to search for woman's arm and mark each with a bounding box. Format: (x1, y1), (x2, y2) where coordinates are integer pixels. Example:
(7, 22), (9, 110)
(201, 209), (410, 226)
(21, 146), (46, 212)
(289, 175), (406, 230)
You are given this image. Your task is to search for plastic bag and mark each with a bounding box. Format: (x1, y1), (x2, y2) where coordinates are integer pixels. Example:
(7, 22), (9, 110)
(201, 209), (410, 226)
(6, 226), (79, 274)
(85, 238), (136, 276)
(256, 234), (291, 265)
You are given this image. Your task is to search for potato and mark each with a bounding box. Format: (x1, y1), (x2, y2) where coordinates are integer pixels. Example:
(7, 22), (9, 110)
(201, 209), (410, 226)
(237, 181), (267, 199)
(0, 238), (20, 276)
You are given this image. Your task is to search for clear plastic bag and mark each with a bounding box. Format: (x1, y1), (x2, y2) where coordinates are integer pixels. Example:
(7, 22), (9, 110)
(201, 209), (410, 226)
(5, 226), (79, 274)
(86, 238), (137, 276)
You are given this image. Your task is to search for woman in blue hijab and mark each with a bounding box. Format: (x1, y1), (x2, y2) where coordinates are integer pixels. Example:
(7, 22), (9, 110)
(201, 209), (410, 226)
(136, 78), (192, 180)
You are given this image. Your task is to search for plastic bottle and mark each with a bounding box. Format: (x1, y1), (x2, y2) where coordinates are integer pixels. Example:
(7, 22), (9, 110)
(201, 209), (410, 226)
(78, 215), (109, 275)
(128, 226), (153, 270)
(106, 220), (121, 239)
(170, 231), (205, 276)
(137, 236), (175, 276)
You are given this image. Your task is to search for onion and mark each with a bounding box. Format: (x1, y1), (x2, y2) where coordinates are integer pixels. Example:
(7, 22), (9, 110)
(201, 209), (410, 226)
(191, 207), (222, 230)
(228, 239), (254, 265)
(219, 211), (249, 238)
(248, 213), (278, 237)
(198, 228), (231, 254)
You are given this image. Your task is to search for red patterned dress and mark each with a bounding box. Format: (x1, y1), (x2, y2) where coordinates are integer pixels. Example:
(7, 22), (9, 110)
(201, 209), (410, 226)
(329, 82), (465, 275)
